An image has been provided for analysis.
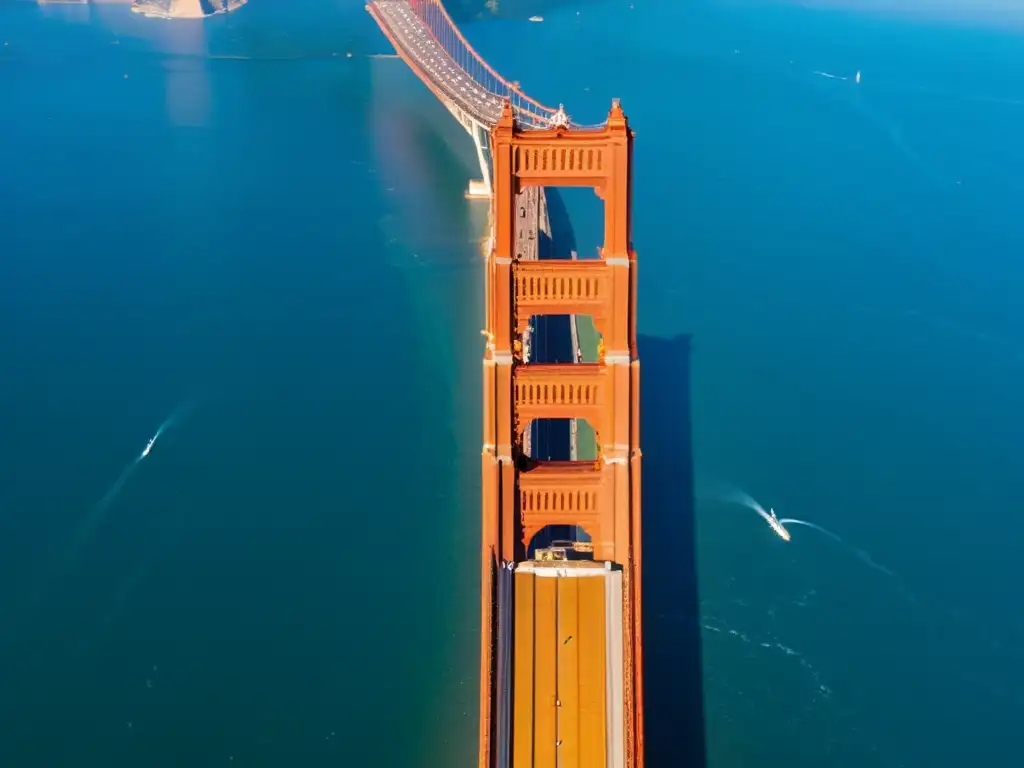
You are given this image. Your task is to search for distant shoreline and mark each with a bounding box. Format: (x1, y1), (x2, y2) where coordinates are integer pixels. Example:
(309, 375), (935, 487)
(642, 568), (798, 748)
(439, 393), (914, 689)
(131, 0), (247, 19)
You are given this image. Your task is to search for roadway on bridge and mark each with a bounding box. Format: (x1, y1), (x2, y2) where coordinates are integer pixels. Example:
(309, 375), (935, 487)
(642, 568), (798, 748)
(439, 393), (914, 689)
(512, 561), (624, 768)
(370, 1), (507, 126)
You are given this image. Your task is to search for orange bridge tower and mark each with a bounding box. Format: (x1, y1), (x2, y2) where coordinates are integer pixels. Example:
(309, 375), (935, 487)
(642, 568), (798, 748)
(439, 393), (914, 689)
(480, 100), (644, 768)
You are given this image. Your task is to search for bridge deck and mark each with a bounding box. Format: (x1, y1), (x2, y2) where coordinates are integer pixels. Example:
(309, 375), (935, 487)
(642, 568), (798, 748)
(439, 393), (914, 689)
(370, 1), (510, 127)
(512, 561), (623, 768)
(366, 3), (638, 766)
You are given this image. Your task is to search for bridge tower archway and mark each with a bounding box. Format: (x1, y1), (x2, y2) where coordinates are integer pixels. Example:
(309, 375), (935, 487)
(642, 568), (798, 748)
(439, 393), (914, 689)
(525, 524), (595, 560)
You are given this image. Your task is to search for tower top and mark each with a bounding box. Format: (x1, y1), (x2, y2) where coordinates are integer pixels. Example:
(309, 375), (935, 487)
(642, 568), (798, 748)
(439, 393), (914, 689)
(548, 104), (571, 129)
(498, 99), (514, 125)
(607, 98), (628, 127)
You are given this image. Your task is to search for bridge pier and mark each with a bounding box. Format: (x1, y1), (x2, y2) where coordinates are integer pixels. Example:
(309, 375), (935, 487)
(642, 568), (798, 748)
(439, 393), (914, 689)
(466, 120), (493, 199)
(467, 180), (491, 199)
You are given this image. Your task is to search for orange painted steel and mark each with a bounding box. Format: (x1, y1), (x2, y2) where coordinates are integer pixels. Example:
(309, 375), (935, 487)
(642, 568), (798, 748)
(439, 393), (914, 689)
(481, 99), (643, 767)
(514, 260), (613, 333)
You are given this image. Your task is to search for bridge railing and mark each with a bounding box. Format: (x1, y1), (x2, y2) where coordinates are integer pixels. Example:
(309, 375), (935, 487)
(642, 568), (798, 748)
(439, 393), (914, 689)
(494, 561), (514, 768)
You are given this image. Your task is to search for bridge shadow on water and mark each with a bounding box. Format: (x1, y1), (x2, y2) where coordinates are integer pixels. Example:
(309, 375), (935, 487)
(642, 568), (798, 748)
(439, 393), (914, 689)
(640, 333), (707, 766)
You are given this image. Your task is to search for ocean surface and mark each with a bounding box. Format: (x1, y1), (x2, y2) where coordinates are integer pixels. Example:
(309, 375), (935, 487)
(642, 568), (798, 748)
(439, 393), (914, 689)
(1, 0), (1022, 766)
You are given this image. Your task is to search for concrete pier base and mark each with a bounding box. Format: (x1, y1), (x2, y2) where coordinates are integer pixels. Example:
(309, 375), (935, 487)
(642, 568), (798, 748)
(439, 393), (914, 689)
(466, 179), (491, 199)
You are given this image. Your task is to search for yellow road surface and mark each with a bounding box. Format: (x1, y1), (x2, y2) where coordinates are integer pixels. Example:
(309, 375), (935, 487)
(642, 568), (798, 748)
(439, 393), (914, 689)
(513, 561), (621, 768)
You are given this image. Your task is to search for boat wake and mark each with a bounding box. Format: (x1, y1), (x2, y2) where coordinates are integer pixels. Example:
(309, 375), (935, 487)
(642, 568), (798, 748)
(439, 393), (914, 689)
(27, 401), (192, 612)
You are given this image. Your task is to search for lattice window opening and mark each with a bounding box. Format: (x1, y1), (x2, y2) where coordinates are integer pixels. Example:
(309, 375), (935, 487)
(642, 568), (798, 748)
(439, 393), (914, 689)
(516, 381), (599, 407)
(516, 146), (605, 175)
(520, 489), (599, 514)
(516, 273), (604, 302)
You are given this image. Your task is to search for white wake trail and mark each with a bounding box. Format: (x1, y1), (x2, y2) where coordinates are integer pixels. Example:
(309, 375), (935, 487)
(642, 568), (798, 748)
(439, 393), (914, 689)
(94, 401), (190, 516)
(777, 518), (896, 579)
(27, 401), (191, 611)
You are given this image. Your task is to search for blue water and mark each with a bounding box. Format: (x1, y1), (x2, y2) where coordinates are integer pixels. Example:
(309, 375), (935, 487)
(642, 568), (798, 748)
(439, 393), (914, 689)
(1, 0), (1022, 765)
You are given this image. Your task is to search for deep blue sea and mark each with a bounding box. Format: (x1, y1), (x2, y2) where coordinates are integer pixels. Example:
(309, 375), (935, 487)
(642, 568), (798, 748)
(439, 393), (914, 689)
(1, 1), (1022, 766)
